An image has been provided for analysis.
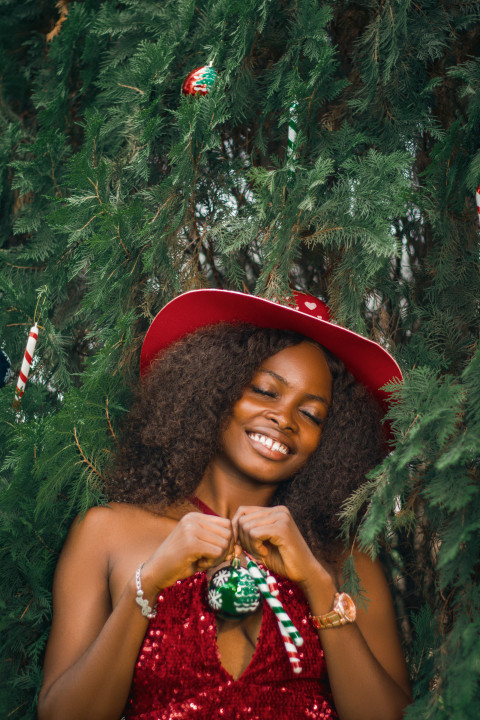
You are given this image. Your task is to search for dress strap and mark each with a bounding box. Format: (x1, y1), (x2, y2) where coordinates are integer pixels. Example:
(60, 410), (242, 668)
(190, 496), (219, 516)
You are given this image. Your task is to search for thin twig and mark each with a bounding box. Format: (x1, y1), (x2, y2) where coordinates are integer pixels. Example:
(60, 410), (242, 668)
(7, 700), (28, 717)
(87, 177), (102, 205)
(77, 211), (104, 233)
(73, 427), (106, 482)
(19, 599), (33, 621)
(49, 150), (62, 197)
(149, 194), (175, 224)
(6, 323), (45, 329)
(4, 262), (44, 270)
(116, 224), (131, 258)
(128, 244), (147, 276)
(35, 531), (58, 556)
(105, 398), (118, 444)
(118, 83), (144, 95)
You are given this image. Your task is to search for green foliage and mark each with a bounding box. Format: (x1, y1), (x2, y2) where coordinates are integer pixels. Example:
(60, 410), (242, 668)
(1, 0), (479, 717)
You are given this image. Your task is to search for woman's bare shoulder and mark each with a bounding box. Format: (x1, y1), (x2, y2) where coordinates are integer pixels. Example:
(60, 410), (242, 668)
(62, 502), (178, 557)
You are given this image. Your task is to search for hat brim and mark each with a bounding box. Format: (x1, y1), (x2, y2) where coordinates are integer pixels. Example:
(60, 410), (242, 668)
(140, 289), (402, 415)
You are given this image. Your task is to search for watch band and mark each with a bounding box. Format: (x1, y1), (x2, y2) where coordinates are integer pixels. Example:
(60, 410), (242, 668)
(310, 592), (356, 630)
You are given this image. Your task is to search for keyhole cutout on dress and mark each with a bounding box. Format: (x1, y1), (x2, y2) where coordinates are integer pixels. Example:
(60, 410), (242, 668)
(214, 606), (264, 681)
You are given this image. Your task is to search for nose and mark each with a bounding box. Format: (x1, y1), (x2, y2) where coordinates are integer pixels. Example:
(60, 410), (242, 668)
(265, 402), (298, 433)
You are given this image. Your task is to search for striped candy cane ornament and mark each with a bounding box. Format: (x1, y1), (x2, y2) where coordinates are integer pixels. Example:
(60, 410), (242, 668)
(266, 571), (279, 598)
(14, 324), (38, 406)
(278, 618), (302, 675)
(286, 101), (298, 183)
(245, 556), (304, 674)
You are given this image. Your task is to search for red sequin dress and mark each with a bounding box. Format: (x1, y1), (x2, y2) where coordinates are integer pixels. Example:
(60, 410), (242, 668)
(124, 570), (339, 720)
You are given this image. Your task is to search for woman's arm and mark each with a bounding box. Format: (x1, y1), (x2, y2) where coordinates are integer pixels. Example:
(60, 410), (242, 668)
(38, 506), (232, 720)
(303, 550), (411, 720)
(233, 505), (411, 720)
(38, 507), (150, 720)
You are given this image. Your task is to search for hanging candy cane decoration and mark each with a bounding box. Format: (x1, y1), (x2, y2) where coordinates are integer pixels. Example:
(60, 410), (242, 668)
(14, 324), (39, 407)
(286, 101), (298, 184)
(266, 571), (280, 598)
(476, 183), (480, 228)
(245, 556), (303, 674)
(278, 617), (302, 675)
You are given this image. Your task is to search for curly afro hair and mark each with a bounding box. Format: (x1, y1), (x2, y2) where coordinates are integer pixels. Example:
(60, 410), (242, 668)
(108, 323), (384, 555)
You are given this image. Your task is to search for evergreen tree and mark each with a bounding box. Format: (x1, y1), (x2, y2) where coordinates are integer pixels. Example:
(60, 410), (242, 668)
(1, 1), (479, 717)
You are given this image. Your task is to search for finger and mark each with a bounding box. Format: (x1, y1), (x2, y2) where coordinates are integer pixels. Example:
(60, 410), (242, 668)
(194, 530), (232, 554)
(223, 527), (236, 561)
(216, 533), (236, 566)
(197, 515), (233, 534)
(184, 512), (232, 530)
(181, 514), (233, 544)
(231, 508), (246, 544)
(231, 506), (274, 540)
(194, 539), (232, 565)
(196, 556), (222, 570)
(236, 523), (271, 560)
(237, 514), (281, 550)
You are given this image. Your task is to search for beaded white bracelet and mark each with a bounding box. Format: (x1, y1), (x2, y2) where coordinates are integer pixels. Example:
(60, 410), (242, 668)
(135, 562), (157, 619)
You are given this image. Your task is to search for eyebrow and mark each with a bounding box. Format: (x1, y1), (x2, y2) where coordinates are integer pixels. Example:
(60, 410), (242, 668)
(256, 368), (330, 407)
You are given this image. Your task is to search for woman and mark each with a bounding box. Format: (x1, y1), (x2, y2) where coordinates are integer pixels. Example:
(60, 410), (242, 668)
(38, 289), (411, 720)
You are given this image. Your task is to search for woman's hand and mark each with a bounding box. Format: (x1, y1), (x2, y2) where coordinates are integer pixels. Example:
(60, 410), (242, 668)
(231, 505), (334, 593)
(141, 512), (234, 597)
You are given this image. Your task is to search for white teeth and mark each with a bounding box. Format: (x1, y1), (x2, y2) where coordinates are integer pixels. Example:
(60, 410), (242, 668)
(248, 433), (289, 455)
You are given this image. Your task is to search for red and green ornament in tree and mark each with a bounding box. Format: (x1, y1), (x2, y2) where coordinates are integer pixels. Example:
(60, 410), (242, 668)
(182, 64), (217, 96)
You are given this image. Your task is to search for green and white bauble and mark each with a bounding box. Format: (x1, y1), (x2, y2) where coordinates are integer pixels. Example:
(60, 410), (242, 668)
(207, 557), (261, 619)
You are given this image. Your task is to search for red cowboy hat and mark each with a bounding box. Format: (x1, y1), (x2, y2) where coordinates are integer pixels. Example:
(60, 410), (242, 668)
(140, 289), (402, 418)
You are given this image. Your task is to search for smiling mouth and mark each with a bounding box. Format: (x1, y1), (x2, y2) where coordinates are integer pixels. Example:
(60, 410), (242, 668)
(247, 432), (290, 455)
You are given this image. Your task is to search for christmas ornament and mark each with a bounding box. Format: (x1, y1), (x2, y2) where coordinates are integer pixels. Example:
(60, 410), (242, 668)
(207, 556), (261, 619)
(14, 324), (38, 407)
(278, 616), (303, 675)
(286, 101), (298, 183)
(182, 63), (217, 96)
(476, 183), (480, 228)
(0, 349), (12, 388)
(246, 555), (303, 674)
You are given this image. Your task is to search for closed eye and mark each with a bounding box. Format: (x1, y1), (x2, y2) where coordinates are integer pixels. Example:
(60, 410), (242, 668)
(251, 385), (276, 398)
(301, 410), (324, 426)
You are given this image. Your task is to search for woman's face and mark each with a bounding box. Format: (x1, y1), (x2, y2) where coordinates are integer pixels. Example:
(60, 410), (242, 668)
(217, 341), (333, 487)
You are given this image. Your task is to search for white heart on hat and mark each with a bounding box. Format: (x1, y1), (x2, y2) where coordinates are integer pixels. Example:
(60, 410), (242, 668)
(305, 302), (317, 310)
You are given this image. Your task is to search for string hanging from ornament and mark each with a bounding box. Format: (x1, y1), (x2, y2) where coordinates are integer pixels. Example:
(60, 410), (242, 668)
(182, 62), (217, 97)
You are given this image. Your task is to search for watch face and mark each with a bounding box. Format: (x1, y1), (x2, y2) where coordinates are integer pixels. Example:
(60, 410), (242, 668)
(336, 593), (357, 622)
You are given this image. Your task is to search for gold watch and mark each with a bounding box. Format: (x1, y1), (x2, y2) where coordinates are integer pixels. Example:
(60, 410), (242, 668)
(310, 592), (357, 630)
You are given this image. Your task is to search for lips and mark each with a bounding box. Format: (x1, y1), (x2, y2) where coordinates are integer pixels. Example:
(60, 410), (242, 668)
(246, 431), (292, 457)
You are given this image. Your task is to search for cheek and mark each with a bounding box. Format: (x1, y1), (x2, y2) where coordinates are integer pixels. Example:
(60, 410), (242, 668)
(301, 427), (324, 459)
